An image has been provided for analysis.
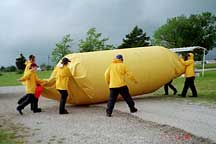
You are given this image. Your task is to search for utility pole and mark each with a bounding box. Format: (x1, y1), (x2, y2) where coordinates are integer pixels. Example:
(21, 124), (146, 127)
(48, 55), (50, 66)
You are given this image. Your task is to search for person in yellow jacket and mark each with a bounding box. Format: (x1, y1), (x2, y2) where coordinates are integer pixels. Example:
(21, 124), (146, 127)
(24, 54), (35, 74)
(55, 57), (72, 114)
(18, 54), (36, 109)
(104, 54), (138, 117)
(179, 53), (198, 97)
(17, 63), (47, 115)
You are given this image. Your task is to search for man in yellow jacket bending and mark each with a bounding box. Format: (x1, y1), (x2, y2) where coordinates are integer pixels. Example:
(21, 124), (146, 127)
(179, 53), (198, 97)
(105, 54), (138, 117)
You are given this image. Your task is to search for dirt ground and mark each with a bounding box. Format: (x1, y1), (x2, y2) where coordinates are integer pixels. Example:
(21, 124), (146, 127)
(0, 86), (215, 144)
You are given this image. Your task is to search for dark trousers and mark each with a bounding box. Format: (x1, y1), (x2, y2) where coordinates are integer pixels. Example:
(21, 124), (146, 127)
(106, 86), (135, 114)
(17, 94), (38, 111)
(18, 94), (39, 110)
(164, 80), (177, 95)
(181, 77), (197, 97)
(58, 90), (68, 114)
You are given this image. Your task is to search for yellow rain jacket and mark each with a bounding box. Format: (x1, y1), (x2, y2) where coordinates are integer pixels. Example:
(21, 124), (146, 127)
(180, 53), (195, 77)
(20, 70), (46, 94)
(55, 65), (72, 90)
(24, 60), (32, 74)
(105, 59), (137, 88)
(21, 61), (33, 85)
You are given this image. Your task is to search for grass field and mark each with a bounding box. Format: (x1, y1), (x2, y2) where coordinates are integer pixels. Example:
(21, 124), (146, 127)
(195, 63), (216, 69)
(0, 71), (52, 86)
(0, 129), (23, 144)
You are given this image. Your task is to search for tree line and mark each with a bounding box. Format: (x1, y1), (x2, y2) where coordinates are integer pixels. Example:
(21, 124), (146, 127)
(10, 11), (216, 71)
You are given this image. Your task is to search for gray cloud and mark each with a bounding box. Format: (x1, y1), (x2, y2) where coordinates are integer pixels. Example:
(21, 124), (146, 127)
(0, 0), (216, 66)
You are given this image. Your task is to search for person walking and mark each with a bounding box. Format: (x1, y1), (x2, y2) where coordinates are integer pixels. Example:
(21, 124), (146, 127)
(104, 54), (138, 117)
(17, 63), (46, 115)
(164, 80), (177, 95)
(55, 57), (72, 114)
(179, 53), (198, 97)
(17, 54), (39, 111)
(24, 54), (36, 74)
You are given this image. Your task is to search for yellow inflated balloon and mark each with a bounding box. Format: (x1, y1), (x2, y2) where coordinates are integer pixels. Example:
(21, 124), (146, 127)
(42, 46), (185, 105)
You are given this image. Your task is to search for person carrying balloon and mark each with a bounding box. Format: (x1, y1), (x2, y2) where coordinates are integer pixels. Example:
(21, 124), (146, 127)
(179, 53), (198, 97)
(17, 63), (47, 115)
(55, 57), (72, 114)
(105, 54), (138, 117)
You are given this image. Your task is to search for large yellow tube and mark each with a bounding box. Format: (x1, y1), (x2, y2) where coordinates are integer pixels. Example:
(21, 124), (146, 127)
(42, 46), (185, 105)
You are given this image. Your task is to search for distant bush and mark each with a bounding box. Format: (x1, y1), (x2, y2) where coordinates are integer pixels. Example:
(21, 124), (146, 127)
(0, 73), (2, 76)
(0, 66), (17, 72)
(46, 65), (53, 70)
(16, 70), (23, 74)
(40, 64), (53, 71)
(0, 66), (5, 72)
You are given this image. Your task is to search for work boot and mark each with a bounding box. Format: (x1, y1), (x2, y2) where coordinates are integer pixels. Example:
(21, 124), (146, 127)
(106, 113), (111, 117)
(60, 109), (68, 114)
(16, 107), (23, 115)
(189, 95), (198, 98)
(173, 90), (177, 95)
(178, 94), (185, 97)
(33, 108), (42, 113)
(130, 107), (138, 113)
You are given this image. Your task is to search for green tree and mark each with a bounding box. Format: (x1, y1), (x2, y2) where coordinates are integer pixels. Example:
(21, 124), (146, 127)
(153, 12), (216, 51)
(117, 26), (150, 49)
(15, 53), (26, 71)
(0, 66), (16, 72)
(40, 63), (53, 71)
(0, 66), (5, 72)
(51, 34), (73, 64)
(79, 28), (115, 52)
(5, 66), (17, 72)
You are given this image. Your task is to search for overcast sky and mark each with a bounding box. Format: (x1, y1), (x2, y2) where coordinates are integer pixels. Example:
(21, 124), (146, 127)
(0, 0), (216, 66)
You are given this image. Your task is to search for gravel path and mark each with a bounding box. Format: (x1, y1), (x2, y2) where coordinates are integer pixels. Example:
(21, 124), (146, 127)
(0, 86), (215, 144)
(97, 96), (216, 142)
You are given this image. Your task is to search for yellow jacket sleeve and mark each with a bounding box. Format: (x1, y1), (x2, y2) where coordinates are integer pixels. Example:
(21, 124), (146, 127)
(20, 71), (31, 81)
(123, 65), (137, 83)
(104, 66), (111, 85)
(180, 58), (193, 66)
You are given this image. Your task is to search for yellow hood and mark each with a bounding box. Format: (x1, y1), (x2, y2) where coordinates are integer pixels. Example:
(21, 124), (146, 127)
(112, 59), (123, 63)
(188, 53), (194, 60)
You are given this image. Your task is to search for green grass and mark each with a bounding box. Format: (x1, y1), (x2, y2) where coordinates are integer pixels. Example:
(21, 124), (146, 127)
(0, 129), (23, 144)
(195, 63), (216, 69)
(0, 71), (52, 86)
(154, 71), (216, 104)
